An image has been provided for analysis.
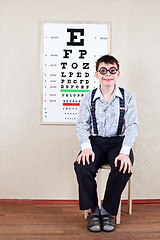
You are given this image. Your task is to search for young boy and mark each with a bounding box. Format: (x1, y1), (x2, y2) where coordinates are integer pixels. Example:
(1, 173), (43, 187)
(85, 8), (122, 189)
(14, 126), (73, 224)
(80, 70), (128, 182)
(74, 55), (138, 232)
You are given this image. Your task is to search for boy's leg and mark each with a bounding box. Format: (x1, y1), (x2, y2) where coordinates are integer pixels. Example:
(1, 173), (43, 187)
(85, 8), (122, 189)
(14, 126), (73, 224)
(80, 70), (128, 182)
(102, 145), (134, 216)
(74, 141), (106, 211)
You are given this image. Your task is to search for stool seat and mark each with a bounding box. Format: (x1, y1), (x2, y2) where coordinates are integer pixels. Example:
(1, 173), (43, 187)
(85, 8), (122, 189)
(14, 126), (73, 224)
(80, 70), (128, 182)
(84, 163), (132, 224)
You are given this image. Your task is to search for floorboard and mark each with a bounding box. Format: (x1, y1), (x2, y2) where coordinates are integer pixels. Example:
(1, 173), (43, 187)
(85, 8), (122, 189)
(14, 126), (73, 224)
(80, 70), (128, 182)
(0, 203), (160, 240)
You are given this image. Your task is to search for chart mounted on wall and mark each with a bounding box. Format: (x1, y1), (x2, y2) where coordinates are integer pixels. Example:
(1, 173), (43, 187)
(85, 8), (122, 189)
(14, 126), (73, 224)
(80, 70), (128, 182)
(41, 22), (110, 124)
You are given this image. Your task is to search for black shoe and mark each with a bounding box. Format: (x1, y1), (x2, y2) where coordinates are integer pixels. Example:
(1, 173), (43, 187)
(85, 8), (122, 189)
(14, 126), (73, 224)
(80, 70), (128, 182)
(87, 213), (102, 232)
(101, 214), (116, 232)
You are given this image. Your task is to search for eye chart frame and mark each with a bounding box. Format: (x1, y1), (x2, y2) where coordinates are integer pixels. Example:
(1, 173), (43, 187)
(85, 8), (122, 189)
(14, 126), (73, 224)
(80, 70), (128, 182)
(41, 22), (111, 125)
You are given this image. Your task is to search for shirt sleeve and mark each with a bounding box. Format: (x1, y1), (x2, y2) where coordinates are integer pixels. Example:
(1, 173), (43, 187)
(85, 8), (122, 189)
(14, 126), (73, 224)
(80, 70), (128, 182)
(120, 91), (139, 156)
(76, 92), (92, 151)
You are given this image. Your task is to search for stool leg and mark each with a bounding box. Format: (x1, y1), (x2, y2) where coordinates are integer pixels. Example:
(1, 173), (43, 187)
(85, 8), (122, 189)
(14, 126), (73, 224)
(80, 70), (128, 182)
(85, 210), (89, 219)
(97, 172), (102, 209)
(128, 177), (132, 214)
(116, 200), (121, 224)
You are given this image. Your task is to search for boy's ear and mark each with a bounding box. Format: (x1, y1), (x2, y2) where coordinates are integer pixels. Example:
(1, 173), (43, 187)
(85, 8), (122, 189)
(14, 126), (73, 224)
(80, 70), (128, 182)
(95, 71), (99, 79)
(117, 70), (120, 77)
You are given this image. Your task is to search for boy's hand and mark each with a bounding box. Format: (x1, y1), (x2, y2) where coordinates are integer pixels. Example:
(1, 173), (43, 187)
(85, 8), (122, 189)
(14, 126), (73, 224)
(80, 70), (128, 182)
(77, 148), (95, 165)
(114, 153), (132, 174)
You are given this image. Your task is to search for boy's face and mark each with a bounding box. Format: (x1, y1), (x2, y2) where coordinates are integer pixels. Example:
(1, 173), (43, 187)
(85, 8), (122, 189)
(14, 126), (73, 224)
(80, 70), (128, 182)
(95, 62), (120, 88)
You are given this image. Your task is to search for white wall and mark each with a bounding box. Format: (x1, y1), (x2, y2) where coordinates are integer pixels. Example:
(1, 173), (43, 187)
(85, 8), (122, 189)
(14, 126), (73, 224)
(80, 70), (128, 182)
(0, 0), (160, 200)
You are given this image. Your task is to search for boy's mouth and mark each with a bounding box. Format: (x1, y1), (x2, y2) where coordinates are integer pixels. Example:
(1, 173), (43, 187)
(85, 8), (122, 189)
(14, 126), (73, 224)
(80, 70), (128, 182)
(103, 78), (113, 82)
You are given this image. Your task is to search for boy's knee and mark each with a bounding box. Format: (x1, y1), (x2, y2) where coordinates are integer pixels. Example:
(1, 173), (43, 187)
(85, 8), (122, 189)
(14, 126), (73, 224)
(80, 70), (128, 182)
(112, 162), (132, 177)
(74, 161), (84, 174)
(74, 161), (79, 171)
(74, 161), (97, 177)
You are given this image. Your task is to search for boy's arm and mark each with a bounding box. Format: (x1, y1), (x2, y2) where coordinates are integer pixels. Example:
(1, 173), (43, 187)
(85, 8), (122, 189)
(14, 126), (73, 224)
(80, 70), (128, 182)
(120, 92), (138, 156)
(115, 92), (138, 173)
(76, 93), (91, 149)
(76, 92), (95, 164)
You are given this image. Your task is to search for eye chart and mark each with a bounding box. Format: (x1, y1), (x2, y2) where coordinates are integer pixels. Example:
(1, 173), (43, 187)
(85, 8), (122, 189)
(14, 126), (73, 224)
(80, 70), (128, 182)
(41, 23), (110, 124)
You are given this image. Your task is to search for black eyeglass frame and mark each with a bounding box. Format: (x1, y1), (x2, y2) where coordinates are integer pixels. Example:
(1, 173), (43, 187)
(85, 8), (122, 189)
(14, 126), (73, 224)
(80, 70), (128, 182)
(97, 66), (118, 75)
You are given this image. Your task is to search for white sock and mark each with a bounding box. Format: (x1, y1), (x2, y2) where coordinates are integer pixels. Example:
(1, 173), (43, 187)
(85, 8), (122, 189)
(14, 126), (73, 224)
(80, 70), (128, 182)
(101, 207), (115, 231)
(100, 206), (109, 215)
(89, 206), (100, 231)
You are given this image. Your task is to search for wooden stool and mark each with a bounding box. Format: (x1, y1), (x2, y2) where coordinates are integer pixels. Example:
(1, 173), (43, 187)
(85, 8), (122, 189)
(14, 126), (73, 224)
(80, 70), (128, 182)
(84, 164), (132, 224)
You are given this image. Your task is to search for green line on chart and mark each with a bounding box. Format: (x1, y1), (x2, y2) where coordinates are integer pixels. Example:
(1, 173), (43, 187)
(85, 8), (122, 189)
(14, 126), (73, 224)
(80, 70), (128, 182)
(60, 89), (90, 92)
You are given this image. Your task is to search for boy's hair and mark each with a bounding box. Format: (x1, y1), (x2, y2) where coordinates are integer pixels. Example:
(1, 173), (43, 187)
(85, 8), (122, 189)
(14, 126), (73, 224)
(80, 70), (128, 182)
(96, 55), (119, 71)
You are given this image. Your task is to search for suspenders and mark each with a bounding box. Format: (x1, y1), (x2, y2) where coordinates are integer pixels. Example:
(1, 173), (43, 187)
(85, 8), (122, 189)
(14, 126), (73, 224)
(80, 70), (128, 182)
(116, 87), (125, 135)
(91, 87), (125, 136)
(91, 89), (99, 135)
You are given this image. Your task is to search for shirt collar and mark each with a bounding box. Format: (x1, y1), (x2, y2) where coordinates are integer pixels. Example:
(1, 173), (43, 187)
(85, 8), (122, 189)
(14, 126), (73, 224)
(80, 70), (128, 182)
(93, 87), (101, 101)
(115, 85), (124, 99)
(93, 84), (124, 101)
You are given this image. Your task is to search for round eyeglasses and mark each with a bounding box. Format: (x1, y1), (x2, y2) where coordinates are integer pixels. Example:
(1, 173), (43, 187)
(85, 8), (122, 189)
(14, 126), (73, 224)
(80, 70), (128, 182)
(97, 67), (118, 75)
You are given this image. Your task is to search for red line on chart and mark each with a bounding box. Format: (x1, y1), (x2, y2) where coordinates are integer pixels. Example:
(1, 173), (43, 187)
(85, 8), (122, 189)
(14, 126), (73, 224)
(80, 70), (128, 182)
(63, 103), (80, 106)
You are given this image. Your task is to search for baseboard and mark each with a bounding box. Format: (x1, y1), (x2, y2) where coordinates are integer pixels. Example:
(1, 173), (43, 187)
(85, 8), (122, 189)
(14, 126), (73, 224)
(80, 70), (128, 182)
(0, 199), (79, 204)
(122, 199), (160, 204)
(0, 199), (160, 204)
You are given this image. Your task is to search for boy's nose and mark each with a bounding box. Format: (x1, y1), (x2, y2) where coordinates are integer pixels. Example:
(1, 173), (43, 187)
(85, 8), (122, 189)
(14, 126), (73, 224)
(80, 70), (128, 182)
(105, 71), (111, 76)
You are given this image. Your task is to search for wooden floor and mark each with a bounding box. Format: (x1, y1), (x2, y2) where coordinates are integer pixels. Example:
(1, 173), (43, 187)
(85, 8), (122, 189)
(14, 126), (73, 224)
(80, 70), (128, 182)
(0, 202), (160, 240)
